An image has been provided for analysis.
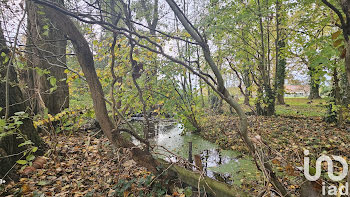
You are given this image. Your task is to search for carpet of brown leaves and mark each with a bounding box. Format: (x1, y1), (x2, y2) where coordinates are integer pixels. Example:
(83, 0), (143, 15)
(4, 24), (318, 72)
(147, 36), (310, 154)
(1, 131), (157, 196)
(200, 114), (350, 194)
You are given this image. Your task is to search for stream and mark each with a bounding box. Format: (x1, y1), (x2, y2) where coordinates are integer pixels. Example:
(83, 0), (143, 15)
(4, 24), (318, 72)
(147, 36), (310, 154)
(131, 118), (258, 186)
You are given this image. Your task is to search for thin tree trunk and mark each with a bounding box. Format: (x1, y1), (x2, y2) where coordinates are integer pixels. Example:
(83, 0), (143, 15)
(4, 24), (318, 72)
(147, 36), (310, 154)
(243, 65), (251, 105)
(256, 0), (275, 115)
(165, 0), (289, 195)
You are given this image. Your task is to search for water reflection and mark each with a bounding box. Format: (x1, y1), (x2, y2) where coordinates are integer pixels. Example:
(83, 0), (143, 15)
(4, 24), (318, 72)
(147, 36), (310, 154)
(201, 149), (236, 184)
(130, 119), (254, 185)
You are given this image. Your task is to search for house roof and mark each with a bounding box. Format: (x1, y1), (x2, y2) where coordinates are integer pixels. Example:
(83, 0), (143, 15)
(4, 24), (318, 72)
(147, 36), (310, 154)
(285, 85), (310, 94)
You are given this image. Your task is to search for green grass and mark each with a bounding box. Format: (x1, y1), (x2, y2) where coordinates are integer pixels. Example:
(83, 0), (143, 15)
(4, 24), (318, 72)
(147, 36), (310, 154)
(275, 97), (328, 117)
(231, 97), (328, 117)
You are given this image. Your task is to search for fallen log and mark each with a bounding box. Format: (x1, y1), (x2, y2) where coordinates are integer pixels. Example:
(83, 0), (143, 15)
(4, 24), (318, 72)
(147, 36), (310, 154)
(157, 159), (249, 197)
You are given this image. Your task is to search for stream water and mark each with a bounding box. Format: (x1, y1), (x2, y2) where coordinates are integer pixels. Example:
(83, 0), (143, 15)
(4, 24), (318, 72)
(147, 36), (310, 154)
(134, 119), (259, 186)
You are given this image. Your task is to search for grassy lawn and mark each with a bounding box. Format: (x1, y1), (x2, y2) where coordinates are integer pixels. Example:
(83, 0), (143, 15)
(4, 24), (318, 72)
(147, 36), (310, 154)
(275, 97), (328, 117)
(232, 97), (328, 117)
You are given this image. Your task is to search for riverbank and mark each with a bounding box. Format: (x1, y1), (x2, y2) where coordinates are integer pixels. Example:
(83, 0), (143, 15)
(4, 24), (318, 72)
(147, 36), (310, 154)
(0, 130), (183, 196)
(200, 114), (350, 195)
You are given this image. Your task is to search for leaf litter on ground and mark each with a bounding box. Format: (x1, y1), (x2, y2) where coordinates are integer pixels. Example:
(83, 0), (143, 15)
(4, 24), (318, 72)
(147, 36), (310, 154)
(1, 130), (162, 197)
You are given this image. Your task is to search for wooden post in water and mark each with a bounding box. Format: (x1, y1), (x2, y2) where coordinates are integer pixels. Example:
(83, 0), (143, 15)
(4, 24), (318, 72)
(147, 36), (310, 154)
(194, 154), (203, 171)
(188, 141), (193, 163)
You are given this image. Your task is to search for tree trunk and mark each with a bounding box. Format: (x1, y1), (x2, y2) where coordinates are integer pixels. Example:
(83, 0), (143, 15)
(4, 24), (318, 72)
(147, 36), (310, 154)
(275, 0), (285, 105)
(323, 0), (350, 101)
(243, 66), (251, 105)
(308, 69), (321, 99)
(26, 0), (68, 115)
(165, 0), (289, 195)
(339, 0), (350, 87)
(275, 40), (286, 105)
(256, 0), (276, 115)
(309, 82), (321, 99)
(39, 4), (160, 173)
(344, 40), (350, 101)
(0, 22), (44, 179)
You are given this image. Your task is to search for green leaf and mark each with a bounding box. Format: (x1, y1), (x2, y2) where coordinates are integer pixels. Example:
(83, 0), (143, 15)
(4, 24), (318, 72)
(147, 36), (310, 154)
(308, 166), (316, 176)
(26, 155), (35, 161)
(32, 147), (38, 153)
(4, 56), (9, 63)
(43, 30), (49, 37)
(0, 119), (5, 128)
(37, 10), (45, 15)
(49, 87), (57, 93)
(49, 77), (56, 87)
(15, 121), (23, 125)
(35, 67), (50, 76)
(37, 180), (49, 186)
(16, 160), (28, 165)
(14, 111), (25, 116)
(18, 140), (33, 147)
(184, 187), (192, 197)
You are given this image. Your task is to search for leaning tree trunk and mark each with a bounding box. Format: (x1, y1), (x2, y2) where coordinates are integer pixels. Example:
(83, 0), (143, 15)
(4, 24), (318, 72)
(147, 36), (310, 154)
(26, 0), (68, 115)
(0, 22), (44, 179)
(165, 0), (289, 195)
(38, 3), (160, 173)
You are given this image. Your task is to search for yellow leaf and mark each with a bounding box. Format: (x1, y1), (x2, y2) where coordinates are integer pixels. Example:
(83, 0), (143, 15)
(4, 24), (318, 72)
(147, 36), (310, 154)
(332, 30), (342, 40)
(88, 146), (94, 151)
(333, 39), (343, 48)
(124, 191), (129, 197)
(21, 184), (30, 194)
